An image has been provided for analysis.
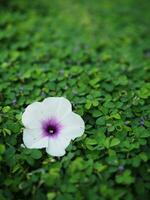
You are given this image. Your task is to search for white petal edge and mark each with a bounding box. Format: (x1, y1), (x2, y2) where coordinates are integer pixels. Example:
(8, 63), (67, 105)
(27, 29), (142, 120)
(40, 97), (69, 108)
(42, 97), (72, 121)
(46, 137), (67, 157)
(22, 102), (44, 129)
(60, 112), (85, 140)
(23, 128), (48, 149)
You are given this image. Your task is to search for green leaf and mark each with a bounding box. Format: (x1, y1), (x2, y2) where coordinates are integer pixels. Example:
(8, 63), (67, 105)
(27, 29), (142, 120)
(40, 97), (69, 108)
(47, 192), (56, 200)
(116, 170), (135, 185)
(85, 138), (98, 145)
(2, 106), (10, 113)
(85, 100), (92, 109)
(0, 144), (5, 154)
(139, 152), (148, 162)
(110, 113), (121, 119)
(96, 117), (105, 125)
(110, 138), (120, 147)
(138, 84), (150, 99)
(94, 163), (107, 172)
(31, 150), (42, 159)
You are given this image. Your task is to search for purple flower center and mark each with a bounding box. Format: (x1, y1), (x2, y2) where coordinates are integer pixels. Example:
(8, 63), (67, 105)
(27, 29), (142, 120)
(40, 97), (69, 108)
(42, 118), (62, 138)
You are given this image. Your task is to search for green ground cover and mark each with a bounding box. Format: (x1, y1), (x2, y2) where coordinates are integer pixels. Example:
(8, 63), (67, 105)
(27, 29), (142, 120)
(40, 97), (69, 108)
(0, 0), (150, 199)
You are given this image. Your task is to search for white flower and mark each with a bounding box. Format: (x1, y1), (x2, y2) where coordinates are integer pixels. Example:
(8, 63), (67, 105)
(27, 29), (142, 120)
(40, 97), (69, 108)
(22, 97), (85, 157)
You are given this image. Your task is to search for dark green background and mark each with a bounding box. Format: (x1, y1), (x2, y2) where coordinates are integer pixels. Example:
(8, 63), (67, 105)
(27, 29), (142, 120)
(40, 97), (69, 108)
(0, 0), (150, 199)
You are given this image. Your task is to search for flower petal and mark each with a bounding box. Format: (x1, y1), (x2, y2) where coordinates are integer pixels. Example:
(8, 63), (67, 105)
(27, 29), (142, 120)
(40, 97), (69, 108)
(46, 137), (67, 156)
(22, 102), (44, 129)
(42, 97), (72, 120)
(60, 112), (85, 140)
(23, 128), (48, 149)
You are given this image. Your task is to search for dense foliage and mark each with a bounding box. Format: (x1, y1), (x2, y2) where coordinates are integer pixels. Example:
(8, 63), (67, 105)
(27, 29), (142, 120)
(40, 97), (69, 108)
(0, 0), (150, 199)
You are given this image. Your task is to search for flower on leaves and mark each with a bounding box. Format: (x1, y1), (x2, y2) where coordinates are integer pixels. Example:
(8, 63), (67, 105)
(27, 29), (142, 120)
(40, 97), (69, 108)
(22, 97), (85, 157)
